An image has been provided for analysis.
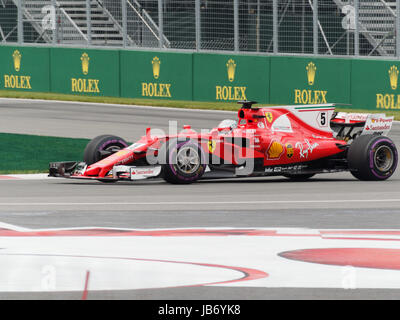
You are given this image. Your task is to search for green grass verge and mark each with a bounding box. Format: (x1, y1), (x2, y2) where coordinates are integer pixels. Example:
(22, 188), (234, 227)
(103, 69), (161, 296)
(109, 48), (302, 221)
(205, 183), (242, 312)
(1, 90), (399, 119)
(0, 90), (241, 111)
(0, 133), (89, 174)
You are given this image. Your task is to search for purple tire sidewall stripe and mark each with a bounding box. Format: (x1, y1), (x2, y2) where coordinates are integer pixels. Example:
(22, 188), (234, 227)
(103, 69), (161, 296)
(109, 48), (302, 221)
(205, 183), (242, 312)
(99, 139), (128, 151)
(169, 140), (206, 181)
(369, 138), (398, 179)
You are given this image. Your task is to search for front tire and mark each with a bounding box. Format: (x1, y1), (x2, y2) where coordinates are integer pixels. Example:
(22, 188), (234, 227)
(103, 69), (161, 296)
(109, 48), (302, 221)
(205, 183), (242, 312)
(83, 134), (129, 165)
(347, 135), (398, 181)
(162, 139), (206, 184)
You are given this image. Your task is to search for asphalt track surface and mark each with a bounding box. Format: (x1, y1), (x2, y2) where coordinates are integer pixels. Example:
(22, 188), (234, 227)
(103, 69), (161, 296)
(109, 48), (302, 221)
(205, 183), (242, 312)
(1, 98), (400, 300)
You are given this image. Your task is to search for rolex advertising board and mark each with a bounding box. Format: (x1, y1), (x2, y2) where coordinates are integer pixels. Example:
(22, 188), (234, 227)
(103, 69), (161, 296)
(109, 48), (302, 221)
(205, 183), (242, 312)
(269, 57), (351, 106)
(0, 46), (50, 92)
(351, 59), (400, 110)
(4, 45), (400, 115)
(50, 48), (120, 97)
(120, 51), (192, 100)
(193, 53), (269, 103)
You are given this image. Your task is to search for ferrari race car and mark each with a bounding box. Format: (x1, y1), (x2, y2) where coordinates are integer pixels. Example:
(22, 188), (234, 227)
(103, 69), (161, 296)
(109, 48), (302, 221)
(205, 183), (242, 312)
(49, 101), (398, 184)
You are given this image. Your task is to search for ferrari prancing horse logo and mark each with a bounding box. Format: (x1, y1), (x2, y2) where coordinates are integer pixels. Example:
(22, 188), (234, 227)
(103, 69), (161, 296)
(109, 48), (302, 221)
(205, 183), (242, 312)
(265, 112), (273, 123)
(208, 140), (217, 153)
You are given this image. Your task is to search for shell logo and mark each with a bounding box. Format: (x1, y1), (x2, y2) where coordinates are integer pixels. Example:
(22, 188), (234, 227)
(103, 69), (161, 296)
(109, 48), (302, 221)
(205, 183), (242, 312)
(267, 141), (284, 159)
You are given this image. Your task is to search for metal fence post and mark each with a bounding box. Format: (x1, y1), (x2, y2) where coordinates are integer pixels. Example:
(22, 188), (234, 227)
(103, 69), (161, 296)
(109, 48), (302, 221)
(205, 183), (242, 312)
(313, 0), (318, 55)
(234, 0), (239, 52)
(301, 0), (305, 53)
(195, 0), (201, 51)
(397, 0), (400, 57)
(273, 0), (278, 54)
(52, 0), (57, 44)
(256, 0), (260, 52)
(158, 0), (164, 49)
(86, 0), (91, 45)
(354, 0), (359, 56)
(17, 0), (23, 44)
(122, 0), (127, 47)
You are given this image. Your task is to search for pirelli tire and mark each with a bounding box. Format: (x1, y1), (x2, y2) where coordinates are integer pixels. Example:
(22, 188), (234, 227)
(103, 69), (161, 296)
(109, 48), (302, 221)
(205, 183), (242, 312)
(83, 134), (129, 165)
(161, 138), (207, 184)
(347, 135), (398, 181)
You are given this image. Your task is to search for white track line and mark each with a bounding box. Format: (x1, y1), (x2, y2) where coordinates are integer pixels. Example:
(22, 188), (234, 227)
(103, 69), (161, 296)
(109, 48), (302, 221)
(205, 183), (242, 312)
(0, 199), (399, 206)
(0, 174), (50, 180)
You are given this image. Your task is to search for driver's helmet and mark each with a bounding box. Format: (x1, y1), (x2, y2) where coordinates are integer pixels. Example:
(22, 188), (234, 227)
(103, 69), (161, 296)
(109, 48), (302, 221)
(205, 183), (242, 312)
(217, 119), (238, 130)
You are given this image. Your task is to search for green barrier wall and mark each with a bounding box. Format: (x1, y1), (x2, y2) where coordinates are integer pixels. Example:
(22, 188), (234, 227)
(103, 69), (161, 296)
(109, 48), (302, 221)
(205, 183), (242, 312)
(351, 59), (400, 111)
(0, 46), (50, 92)
(269, 56), (351, 106)
(193, 53), (269, 103)
(120, 50), (193, 100)
(2, 44), (400, 113)
(50, 47), (120, 97)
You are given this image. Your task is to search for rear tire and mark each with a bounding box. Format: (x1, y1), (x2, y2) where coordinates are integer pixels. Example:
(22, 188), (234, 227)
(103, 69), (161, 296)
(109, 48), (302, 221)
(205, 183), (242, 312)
(347, 135), (398, 181)
(83, 134), (129, 165)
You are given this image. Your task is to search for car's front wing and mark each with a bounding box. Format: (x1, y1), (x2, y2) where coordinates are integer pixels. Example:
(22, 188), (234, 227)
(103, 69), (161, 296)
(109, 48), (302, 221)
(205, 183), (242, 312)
(49, 161), (162, 181)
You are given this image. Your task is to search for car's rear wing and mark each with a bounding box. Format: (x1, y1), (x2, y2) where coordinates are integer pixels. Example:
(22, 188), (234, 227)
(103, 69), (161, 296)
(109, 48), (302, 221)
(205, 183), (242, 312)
(332, 112), (394, 136)
(330, 112), (394, 143)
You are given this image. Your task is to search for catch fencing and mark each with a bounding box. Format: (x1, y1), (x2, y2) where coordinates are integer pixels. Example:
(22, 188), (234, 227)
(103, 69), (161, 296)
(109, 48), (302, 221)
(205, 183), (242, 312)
(1, 0), (400, 58)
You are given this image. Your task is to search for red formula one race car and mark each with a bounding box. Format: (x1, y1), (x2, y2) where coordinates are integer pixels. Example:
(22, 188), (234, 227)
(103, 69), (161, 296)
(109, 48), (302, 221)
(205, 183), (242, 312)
(49, 101), (398, 184)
